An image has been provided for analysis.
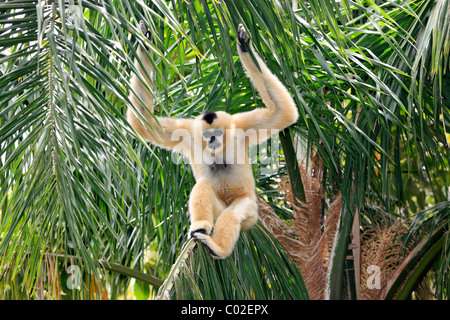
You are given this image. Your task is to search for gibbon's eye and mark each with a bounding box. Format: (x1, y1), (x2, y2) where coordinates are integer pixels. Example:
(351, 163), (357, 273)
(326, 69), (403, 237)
(203, 128), (223, 149)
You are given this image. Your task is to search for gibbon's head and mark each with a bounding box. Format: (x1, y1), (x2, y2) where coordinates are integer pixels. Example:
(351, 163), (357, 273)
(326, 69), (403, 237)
(197, 111), (232, 154)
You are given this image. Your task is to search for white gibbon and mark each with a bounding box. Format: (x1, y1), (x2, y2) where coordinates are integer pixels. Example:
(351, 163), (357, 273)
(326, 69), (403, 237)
(127, 22), (298, 259)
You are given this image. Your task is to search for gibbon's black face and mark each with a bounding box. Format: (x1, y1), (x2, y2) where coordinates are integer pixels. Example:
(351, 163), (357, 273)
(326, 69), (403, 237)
(203, 128), (223, 150)
(202, 112), (224, 150)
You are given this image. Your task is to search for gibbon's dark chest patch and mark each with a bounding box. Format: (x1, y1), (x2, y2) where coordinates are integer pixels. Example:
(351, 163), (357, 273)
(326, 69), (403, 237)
(202, 112), (217, 125)
(209, 161), (229, 173)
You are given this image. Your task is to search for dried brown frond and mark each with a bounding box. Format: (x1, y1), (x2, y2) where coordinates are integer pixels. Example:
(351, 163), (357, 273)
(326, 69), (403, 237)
(414, 271), (436, 300)
(360, 221), (409, 300)
(259, 162), (342, 300)
(258, 201), (303, 263)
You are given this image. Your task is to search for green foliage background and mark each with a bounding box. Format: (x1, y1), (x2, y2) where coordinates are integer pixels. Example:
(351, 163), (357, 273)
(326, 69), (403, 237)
(0, 0), (449, 299)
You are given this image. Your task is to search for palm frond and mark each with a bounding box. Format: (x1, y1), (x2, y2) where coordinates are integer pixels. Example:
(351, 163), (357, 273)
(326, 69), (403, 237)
(157, 223), (308, 300)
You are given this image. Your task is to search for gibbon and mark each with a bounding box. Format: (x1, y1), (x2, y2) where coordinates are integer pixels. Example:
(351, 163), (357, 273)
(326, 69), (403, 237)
(128, 22), (298, 259)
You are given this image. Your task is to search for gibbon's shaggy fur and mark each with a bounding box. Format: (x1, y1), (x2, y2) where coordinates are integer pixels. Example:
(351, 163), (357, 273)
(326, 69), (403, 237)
(128, 22), (298, 259)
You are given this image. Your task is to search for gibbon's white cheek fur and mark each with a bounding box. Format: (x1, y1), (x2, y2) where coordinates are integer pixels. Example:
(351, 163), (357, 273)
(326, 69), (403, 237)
(127, 22), (298, 259)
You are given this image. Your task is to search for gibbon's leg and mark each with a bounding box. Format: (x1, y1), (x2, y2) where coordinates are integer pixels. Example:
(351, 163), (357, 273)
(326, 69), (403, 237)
(127, 21), (192, 151)
(240, 205), (259, 231)
(233, 24), (298, 135)
(188, 177), (226, 238)
(193, 196), (258, 259)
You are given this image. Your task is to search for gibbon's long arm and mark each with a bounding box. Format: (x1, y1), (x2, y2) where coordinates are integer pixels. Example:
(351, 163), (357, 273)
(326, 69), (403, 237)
(233, 25), (298, 133)
(127, 22), (192, 152)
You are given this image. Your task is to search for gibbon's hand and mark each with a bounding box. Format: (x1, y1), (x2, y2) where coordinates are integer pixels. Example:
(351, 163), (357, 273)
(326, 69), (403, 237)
(139, 20), (152, 51)
(237, 24), (250, 53)
(139, 20), (152, 42)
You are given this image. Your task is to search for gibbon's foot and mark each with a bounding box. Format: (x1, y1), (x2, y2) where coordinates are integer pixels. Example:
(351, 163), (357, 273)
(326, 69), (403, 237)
(188, 220), (212, 239)
(237, 23), (250, 52)
(139, 20), (152, 50)
(192, 233), (230, 259)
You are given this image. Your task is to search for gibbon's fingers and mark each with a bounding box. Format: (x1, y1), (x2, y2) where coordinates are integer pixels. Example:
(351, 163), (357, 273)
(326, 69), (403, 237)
(237, 23), (250, 52)
(139, 20), (152, 42)
(139, 20), (152, 51)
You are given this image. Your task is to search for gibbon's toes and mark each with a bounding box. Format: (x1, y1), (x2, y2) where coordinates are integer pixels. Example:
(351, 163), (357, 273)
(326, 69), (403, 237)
(188, 221), (212, 239)
(189, 228), (207, 239)
(237, 23), (250, 53)
(191, 233), (222, 259)
(139, 20), (152, 42)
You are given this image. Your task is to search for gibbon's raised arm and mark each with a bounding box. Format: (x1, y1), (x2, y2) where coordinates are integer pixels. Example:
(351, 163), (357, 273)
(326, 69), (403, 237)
(232, 25), (298, 134)
(127, 22), (192, 152)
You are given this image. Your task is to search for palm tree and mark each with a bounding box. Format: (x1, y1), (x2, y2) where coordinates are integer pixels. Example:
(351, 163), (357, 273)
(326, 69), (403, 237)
(0, 0), (448, 300)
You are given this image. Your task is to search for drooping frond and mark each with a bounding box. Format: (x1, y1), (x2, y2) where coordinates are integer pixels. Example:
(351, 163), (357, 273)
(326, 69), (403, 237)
(260, 161), (342, 300)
